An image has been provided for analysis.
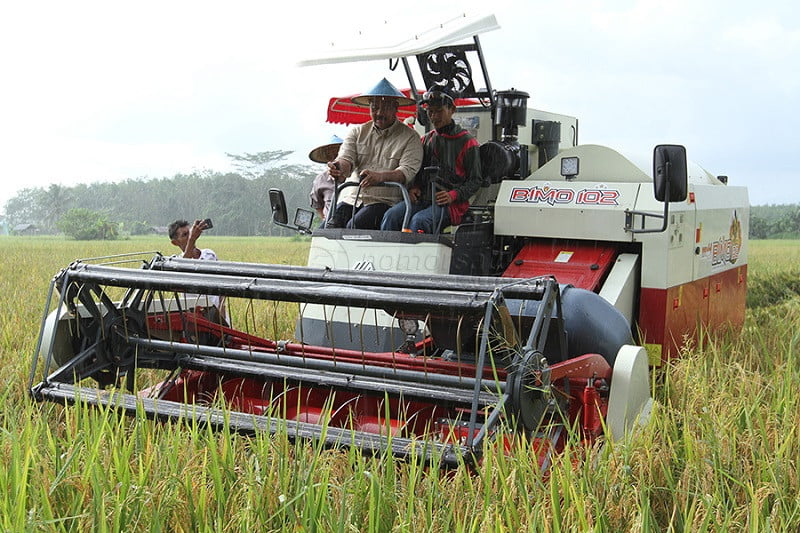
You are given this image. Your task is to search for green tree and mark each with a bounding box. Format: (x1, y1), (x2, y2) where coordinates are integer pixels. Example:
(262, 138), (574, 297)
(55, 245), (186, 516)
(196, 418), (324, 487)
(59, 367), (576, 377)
(786, 206), (800, 234)
(749, 215), (769, 239)
(225, 150), (295, 179)
(57, 208), (118, 240)
(4, 188), (46, 228)
(3, 154), (318, 237)
(41, 184), (72, 232)
(125, 220), (155, 235)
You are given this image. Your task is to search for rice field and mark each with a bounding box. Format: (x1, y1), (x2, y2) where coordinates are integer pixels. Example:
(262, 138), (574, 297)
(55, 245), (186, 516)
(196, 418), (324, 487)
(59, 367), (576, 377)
(1, 236), (799, 531)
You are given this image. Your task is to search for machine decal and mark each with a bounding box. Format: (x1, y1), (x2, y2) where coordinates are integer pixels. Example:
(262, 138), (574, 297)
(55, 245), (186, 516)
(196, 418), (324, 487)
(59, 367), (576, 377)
(509, 185), (620, 206)
(352, 260), (376, 271)
(351, 252), (449, 273)
(700, 210), (743, 268)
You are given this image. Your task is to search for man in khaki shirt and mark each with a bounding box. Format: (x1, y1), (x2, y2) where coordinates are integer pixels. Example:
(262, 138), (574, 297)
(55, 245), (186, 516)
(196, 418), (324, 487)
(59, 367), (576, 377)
(327, 78), (423, 229)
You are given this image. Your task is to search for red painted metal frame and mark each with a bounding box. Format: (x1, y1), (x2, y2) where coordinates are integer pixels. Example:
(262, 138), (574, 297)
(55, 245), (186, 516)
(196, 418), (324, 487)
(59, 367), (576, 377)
(638, 265), (747, 362)
(146, 311), (614, 458)
(502, 241), (618, 293)
(502, 240), (748, 364)
(327, 88), (481, 125)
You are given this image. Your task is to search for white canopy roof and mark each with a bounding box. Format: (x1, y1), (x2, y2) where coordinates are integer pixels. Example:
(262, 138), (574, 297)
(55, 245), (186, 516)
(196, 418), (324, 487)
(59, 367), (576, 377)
(297, 13), (500, 67)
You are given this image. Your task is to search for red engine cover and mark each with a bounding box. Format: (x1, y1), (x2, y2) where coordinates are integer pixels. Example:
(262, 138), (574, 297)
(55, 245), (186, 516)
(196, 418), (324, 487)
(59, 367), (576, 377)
(502, 241), (619, 292)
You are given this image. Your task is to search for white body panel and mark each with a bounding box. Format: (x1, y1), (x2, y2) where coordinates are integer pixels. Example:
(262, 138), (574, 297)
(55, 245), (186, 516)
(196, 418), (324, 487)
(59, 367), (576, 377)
(598, 253), (640, 325)
(308, 235), (452, 274)
(495, 144), (647, 242)
(494, 144), (749, 292)
(607, 345), (653, 441)
(637, 200), (695, 290)
(692, 184), (749, 279)
(305, 235), (452, 327)
(497, 180), (642, 242)
(301, 235), (452, 350)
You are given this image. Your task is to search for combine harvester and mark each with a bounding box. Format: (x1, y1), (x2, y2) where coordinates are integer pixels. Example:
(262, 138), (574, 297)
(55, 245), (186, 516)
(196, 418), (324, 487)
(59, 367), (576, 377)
(29, 14), (748, 468)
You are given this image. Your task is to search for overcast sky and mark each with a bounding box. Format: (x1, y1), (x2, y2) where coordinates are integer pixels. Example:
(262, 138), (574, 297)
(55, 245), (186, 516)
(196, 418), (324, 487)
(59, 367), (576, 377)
(1, 0), (798, 213)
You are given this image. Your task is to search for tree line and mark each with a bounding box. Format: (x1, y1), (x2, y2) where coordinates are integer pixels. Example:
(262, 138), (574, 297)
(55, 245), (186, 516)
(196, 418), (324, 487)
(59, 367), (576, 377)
(2, 150), (799, 239)
(749, 204), (800, 239)
(2, 151), (321, 238)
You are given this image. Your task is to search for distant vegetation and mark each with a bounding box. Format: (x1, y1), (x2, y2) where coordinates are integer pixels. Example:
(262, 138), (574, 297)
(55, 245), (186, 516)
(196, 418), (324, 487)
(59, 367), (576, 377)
(749, 204), (800, 239)
(2, 153), (798, 239)
(1, 150), (317, 238)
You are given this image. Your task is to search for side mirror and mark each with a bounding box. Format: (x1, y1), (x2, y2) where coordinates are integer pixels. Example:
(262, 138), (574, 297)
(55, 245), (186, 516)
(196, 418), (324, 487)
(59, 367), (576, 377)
(269, 188), (315, 234)
(653, 144), (688, 202)
(269, 188), (289, 225)
(625, 144), (689, 234)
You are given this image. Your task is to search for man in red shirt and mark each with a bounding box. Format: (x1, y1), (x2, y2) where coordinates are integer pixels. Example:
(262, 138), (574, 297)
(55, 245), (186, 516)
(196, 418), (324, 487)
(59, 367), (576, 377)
(381, 89), (482, 233)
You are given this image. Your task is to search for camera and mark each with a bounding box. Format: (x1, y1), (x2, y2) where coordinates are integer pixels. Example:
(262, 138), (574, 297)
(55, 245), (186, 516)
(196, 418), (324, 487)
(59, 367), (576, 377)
(203, 218), (213, 229)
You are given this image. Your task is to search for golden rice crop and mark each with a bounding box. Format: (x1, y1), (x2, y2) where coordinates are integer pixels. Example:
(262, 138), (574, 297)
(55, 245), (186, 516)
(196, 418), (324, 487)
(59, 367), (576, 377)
(0, 236), (798, 531)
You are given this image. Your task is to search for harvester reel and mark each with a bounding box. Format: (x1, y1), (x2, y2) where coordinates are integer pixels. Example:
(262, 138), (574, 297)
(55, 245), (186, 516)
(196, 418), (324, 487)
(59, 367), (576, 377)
(48, 276), (146, 389)
(508, 347), (551, 432)
(99, 310), (143, 366)
(74, 307), (143, 388)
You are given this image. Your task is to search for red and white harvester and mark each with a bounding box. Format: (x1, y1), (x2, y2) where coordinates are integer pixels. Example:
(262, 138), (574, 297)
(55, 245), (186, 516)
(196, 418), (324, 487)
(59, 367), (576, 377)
(30, 15), (748, 468)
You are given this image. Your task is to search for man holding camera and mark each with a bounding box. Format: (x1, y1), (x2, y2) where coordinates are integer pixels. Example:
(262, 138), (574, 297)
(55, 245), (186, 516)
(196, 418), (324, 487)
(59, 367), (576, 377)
(168, 218), (228, 326)
(168, 218), (216, 260)
(326, 78), (423, 229)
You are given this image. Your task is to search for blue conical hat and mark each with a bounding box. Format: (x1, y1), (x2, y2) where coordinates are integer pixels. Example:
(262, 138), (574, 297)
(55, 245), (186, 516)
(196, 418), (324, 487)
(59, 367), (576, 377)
(308, 134), (343, 163)
(351, 78), (415, 107)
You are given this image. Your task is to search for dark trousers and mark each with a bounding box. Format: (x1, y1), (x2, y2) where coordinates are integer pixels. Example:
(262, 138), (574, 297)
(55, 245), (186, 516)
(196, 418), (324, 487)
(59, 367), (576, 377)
(327, 202), (354, 228)
(328, 202), (391, 230)
(381, 201), (450, 233)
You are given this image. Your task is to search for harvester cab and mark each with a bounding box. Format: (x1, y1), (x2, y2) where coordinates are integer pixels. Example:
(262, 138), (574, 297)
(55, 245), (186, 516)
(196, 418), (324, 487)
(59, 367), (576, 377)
(30, 13), (747, 469)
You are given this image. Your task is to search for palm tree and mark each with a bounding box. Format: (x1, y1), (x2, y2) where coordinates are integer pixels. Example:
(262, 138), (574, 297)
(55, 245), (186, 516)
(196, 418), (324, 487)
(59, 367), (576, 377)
(42, 184), (72, 232)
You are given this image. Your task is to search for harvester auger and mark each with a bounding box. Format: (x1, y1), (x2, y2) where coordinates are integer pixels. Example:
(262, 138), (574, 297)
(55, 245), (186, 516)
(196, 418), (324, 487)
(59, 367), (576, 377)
(29, 253), (651, 468)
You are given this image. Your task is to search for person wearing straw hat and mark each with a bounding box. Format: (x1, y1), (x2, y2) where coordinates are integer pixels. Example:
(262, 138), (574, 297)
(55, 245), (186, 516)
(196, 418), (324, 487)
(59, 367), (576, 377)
(381, 88), (482, 233)
(308, 134), (343, 225)
(326, 78), (423, 229)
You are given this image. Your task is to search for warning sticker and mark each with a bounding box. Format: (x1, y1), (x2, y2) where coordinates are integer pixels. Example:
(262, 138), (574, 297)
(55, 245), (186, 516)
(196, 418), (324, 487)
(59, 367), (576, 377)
(554, 251), (574, 263)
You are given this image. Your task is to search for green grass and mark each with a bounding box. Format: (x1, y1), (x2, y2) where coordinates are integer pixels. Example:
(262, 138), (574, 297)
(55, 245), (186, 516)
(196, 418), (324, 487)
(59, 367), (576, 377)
(746, 240), (800, 308)
(1, 236), (799, 531)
